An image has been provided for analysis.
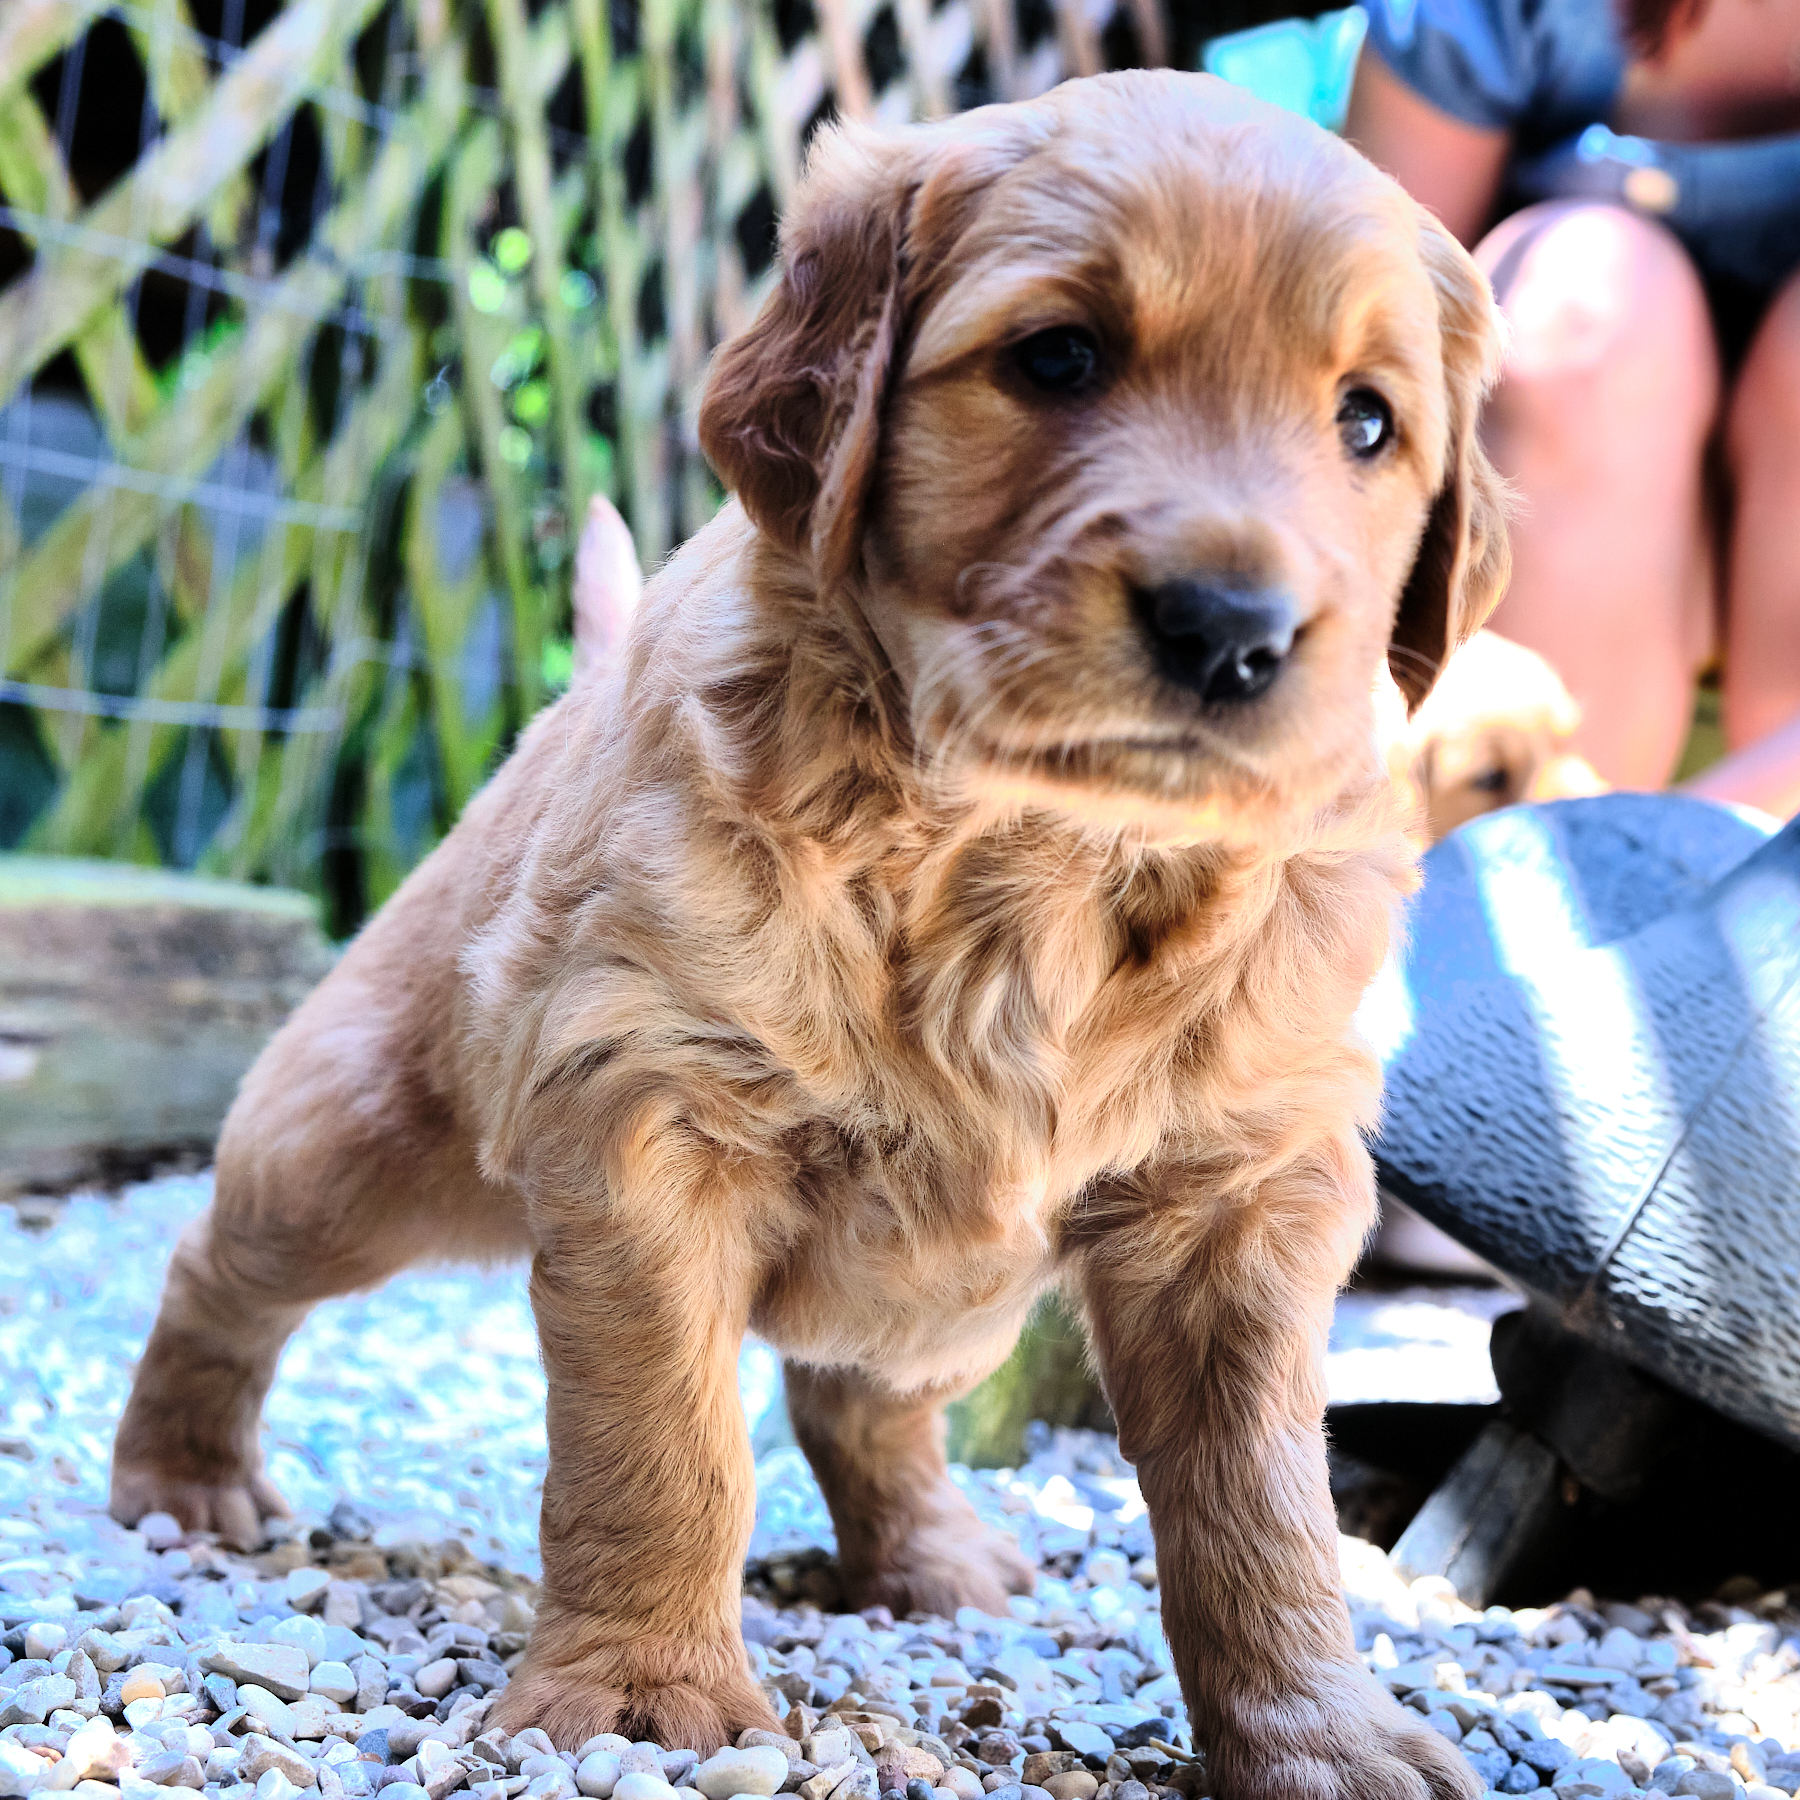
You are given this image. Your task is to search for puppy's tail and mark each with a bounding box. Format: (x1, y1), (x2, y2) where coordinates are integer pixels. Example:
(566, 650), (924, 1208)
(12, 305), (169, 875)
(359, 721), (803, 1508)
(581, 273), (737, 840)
(571, 494), (643, 682)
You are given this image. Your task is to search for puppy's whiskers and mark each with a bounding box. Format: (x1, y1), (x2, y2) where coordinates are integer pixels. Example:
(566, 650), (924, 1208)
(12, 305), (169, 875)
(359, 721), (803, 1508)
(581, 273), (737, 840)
(911, 615), (1051, 769)
(1384, 644), (1446, 688)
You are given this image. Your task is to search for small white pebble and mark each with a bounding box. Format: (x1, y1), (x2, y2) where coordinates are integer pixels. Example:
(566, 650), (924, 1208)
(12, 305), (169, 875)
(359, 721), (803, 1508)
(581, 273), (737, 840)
(0, 1742), (46, 1795)
(613, 1775), (678, 1800)
(269, 1617), (328, 1671)
(309, 1662), (358, 1706)
(692, 1750), (790, 1800)
(577, 1742), (633, 1763)
(136, 1514), (183, 1552)
(285, 1570), (333, 1614)
(577, 1753), (622, 1799)
(236, 1687), (296, 1740)
(414, 1660), (458, 1701)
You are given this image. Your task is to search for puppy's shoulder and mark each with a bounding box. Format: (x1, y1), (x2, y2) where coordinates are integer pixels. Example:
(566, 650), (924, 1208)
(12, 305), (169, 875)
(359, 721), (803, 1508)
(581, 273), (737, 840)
(614, 504), (808, 704)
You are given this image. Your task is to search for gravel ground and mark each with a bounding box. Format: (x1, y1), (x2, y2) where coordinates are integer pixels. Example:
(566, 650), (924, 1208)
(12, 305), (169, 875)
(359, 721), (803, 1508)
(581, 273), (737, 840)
(0, 1177), (1514, 1572)
(3, 1177), (1799, 1800)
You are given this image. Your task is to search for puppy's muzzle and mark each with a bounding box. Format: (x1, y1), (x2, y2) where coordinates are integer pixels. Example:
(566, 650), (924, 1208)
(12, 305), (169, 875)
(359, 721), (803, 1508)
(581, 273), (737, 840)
(1134, 576), (1302, 705)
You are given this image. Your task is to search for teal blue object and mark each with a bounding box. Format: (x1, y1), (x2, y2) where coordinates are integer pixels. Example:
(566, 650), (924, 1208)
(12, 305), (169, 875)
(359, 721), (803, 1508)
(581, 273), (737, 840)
(1202, 6), (1369, 132)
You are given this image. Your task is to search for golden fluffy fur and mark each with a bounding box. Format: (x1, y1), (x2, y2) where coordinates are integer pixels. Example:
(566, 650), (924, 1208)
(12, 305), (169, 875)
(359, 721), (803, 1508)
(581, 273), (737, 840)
(111, 72), (1508, 1800)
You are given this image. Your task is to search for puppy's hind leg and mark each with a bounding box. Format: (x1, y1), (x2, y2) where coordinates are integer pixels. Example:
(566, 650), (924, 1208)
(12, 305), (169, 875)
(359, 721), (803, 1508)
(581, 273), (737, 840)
(786, 1364), (1035, 1617)
(111, 1195), (306, 1549)
(112, 1020), (518, 1549)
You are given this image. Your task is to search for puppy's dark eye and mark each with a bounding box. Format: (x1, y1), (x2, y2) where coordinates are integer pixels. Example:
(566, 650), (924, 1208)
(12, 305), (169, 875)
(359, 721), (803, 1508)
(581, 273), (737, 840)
(1012, 326), (1101, 395)
(1337, 387), (1394, 458)
(1469, 766), (1512, 794)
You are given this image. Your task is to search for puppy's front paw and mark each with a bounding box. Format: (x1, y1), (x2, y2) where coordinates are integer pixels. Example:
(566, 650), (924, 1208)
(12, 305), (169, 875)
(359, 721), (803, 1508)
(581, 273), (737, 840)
(844, 1482), (1035, 1617)
(489, 1631), (783, 1753)
(110, 1461), (290, 1553)
(1206, 1664), (1480, 1800)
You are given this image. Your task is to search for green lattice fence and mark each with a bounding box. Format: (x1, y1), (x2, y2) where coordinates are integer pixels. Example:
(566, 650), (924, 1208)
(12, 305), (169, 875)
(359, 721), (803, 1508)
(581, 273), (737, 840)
(0, 0), (1281, 932)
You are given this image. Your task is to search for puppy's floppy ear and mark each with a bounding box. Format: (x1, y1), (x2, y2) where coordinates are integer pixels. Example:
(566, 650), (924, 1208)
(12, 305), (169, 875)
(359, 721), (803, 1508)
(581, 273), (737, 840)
(1388, 214), (1513, 713)
(698, 120), (1006, 590)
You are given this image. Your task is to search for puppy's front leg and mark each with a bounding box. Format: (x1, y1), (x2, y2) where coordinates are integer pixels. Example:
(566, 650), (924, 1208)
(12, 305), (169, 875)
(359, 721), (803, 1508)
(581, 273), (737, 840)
(1077, 1141), (1479, 1800)
(491, 1199), (781, 1751)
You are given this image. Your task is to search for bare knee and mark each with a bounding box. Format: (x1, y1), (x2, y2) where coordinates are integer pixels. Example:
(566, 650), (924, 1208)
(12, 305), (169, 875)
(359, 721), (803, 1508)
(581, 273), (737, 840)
(1473, 204), (1717, 788)
(1477, 203), (1718, 473)
(1720, 272), (1800, 748)
(1727, 273), (1800, 472)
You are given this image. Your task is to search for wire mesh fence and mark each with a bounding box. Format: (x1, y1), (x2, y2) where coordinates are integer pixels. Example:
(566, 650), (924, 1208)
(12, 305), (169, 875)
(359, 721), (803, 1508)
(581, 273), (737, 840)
(0, 0), (1303, 932)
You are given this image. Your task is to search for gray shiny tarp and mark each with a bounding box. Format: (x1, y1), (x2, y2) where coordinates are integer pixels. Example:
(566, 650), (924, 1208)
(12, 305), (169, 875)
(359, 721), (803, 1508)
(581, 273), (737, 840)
(1369, 794), (1800, 1451)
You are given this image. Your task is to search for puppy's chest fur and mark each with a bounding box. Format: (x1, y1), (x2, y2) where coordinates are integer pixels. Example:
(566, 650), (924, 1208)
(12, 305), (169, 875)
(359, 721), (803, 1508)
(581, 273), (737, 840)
(505, 794), (1398, 1389)
(478, 571), (1410, 1384)
(737, 847), (1216, 1375)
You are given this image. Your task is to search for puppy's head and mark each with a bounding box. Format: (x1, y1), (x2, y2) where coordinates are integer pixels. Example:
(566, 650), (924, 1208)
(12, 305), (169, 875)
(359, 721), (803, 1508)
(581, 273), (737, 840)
(699, 71), (1510, 844)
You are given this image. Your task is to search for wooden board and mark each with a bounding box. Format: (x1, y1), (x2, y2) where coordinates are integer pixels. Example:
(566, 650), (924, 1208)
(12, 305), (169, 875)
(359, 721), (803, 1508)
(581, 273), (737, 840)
(1388, 1418), (1561, 1607)
(0, 854), (335, 1195)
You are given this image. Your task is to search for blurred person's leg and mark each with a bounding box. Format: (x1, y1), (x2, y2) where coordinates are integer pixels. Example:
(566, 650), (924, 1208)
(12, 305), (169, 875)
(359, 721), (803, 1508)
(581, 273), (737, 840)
(1475, 203), (1718, 790)
(1720, 271), (1800, 752)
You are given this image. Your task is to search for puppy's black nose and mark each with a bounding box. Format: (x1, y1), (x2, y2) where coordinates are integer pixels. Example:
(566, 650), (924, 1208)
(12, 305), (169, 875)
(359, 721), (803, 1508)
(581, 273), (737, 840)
(1135, 577), (1301, 704)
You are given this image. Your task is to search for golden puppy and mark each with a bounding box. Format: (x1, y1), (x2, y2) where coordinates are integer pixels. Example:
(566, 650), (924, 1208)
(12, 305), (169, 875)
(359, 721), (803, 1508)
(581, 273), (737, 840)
(111, 72), (1506, 1800)
(1387, 629), (1606, 844)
